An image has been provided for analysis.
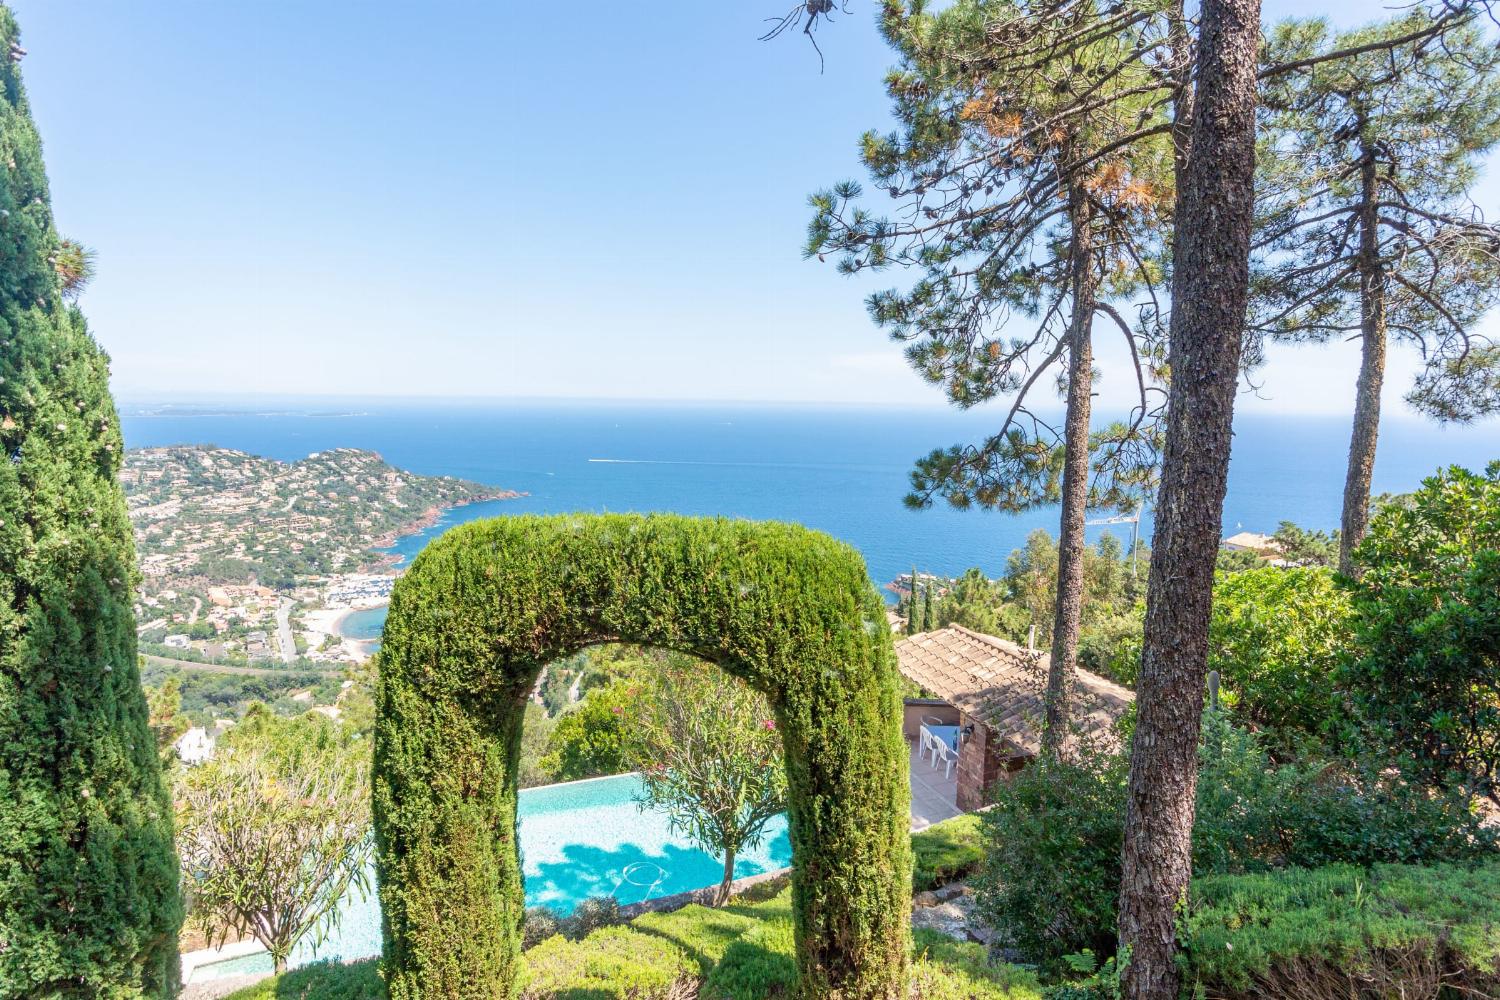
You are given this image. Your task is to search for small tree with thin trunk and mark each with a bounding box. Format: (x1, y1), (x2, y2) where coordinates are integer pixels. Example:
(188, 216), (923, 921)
(1253, 10), (1500, 576)
(177, 712), (372, 974)
(626, 662), (787, 907)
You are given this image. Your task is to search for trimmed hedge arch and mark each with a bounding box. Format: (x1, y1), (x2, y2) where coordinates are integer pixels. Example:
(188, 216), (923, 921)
(373, 513), (911, 1000)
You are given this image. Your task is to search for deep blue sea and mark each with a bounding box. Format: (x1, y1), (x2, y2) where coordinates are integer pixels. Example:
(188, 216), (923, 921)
(121, 398), (1500, 637)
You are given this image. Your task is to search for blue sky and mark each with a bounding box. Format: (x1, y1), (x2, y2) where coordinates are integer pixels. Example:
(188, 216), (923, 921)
(11, 0), (1499, 416)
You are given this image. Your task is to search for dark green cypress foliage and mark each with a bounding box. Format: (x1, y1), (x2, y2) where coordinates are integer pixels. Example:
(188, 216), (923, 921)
(375, 514), (911, 1000)
(0, 7), (181, 996)
(923, 576), (934, 632)
(906, 564), (920, 634)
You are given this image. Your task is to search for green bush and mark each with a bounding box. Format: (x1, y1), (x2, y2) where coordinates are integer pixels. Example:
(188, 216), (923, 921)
(912, 813), (985, 892)
(1183, 861), (1500, 1000)
(976, 713), (1496, 969)
(974, 739), (1128, 967)
(539, 682), (633, 782)
(1207, 566), (1353, 742)
(908, 931), (1044, 999)
(521, 926), (696, 999)
(1343, 463), (1500, 801)
(374, 514), (911, 999)
(223, 959), (384, 1000)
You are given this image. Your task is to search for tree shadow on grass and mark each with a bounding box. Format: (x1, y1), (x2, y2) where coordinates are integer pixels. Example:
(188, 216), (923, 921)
(270, 957), (383, 999)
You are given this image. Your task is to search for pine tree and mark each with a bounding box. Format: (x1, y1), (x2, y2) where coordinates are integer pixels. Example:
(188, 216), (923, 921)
(0, 6), (181, 995)
(1118, 0), (1262, 997)
(1253, 11), (1500, 576)
(809, 0), (1172, 753)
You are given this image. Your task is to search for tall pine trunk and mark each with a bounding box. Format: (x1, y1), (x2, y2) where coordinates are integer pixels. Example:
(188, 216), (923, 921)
(1338, 143), (1387, 577)
(1043, 184), (1098, 755)
(1117, 2), (1261, 998)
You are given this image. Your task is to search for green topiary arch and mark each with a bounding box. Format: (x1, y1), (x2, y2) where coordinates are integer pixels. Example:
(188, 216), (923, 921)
(372, 513), (911, 999)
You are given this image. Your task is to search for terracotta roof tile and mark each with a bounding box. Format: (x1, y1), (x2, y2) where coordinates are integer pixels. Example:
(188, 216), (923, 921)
(895, 624), (1134, 756)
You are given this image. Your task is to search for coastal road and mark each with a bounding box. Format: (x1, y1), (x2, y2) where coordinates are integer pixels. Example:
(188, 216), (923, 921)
(141, 653), (342, 677)
(276, 599), (296, 664)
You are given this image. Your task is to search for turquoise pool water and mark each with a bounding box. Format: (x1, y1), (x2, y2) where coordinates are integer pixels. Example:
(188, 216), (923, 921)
(190, 773), (793, 981)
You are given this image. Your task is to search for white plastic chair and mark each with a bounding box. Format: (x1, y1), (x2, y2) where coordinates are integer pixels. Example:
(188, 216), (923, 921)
(932, 739), (957, 779)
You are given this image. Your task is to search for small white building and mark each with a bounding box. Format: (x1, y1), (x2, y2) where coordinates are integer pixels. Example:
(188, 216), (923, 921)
(1223, 531), (1279, 554)
(163, 634), (191, 649)
(174, 719), (235, 766)
(174, 727), (216, 765)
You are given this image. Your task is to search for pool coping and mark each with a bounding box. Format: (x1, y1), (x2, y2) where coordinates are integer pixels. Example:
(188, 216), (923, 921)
(519, 769), (641, 794)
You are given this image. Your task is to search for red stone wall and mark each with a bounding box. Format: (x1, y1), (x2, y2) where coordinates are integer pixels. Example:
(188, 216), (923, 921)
(955, 713), (1027, 811)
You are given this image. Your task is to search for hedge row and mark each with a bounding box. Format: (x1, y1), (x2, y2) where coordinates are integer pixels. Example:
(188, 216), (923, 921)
(1183, 861), (1500, 999)
(374, 514), (912, 999)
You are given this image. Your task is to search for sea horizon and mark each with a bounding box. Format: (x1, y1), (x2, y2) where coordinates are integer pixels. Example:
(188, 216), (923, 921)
(121, 396), (1500, 631)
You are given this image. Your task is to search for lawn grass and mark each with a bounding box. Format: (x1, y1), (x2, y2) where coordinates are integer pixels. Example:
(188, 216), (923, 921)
(223, 879), (1040, 999)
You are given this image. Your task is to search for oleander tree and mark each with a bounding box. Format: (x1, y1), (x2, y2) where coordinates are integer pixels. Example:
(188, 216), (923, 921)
(0, 5), (181, 996)
(177, 710), (373, 974)
(808, 0), (1174, 754)
(626, 661), (787, 906)
(1253, 10), (1500, 576)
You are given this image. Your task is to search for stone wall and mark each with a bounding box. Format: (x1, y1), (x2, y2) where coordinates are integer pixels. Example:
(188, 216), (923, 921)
(955, 713), (1027, 811)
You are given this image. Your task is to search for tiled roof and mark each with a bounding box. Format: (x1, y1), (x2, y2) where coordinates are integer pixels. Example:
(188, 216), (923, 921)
(895, 625), (1134, 757)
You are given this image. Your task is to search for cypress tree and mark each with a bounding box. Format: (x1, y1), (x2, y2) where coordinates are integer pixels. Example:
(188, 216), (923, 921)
(906, 565), (920, 634)
(0, 7), (181, 996)
(922, 575), (934, 632)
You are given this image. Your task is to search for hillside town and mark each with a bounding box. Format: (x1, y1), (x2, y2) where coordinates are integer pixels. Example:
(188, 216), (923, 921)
(122, 445), (521, 665)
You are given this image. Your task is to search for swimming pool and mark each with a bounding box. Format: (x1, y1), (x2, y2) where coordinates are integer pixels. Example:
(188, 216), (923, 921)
(187, 772), (793, 981)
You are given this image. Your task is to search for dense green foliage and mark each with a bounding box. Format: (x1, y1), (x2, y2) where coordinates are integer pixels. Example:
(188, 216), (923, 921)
(537, 678), (633, 782)
(975, 713), (1495, 969)
(1343, 464), (1500, 802)
(1206, 566), (1352, 740)
(930, 531), (1146, 674)
(374, 514), (911, 1000)
(1182, 862), (1500, 1000)
(0, 7), (180, 994)
(221, 959), (385, 1000)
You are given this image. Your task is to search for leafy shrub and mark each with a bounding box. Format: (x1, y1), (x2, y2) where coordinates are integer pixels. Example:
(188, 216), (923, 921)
(522, 907), (562, 949)
(1343, 463), (1500, 802)
(540, 681), (635, 782)
(1182, 861), (1500, 1000)
(974, 739), (1128, 967)
(560, 896), (622, 940)
(223, 959), (383, 1000)
(909, 931), (1045, 999)
(912, 813), (985, 891)
(1207, 566), (1353, 742)
(522, 926), (696, 999)
(976, 713), (1496, 969)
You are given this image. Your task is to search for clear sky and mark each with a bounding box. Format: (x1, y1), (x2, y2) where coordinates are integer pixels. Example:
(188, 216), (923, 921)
(10, 1), (1499, 417)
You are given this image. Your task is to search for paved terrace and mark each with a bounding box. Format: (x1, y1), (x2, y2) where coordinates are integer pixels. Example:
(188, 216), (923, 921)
(908, 738), (962, 830)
